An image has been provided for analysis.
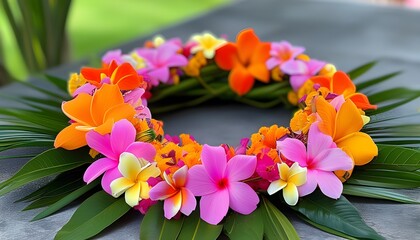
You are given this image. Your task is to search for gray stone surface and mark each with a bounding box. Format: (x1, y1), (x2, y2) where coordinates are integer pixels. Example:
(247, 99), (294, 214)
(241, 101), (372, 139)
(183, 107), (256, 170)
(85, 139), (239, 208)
(1, 0), (420, 239)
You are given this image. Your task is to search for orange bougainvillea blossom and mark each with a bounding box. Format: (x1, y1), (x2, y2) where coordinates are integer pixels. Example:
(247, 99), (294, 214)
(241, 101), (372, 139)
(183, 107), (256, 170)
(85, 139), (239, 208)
(54, 84), (136, 150)
(215, 29), (270, 95)
(315, 97), (378, 180)
(311, 71), (377, 110)
(81, 61), (144, 91)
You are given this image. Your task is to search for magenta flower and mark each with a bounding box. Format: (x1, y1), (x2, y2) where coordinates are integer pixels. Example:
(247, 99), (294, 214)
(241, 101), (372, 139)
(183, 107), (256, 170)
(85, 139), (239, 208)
(277, 123), (353, 199)
(266, 41), (305, 70)
(102, 49), (138, 67)
(136, 42), (188, 86)
(281, 59), (326, 91)
(186, 145), (259, 225)
(149, 165), (197, 219)
(84, 119), (156, 194)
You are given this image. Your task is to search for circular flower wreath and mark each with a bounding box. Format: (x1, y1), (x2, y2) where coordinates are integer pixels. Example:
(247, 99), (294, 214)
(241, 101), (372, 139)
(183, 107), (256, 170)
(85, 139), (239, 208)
(3, 28), (419, 240)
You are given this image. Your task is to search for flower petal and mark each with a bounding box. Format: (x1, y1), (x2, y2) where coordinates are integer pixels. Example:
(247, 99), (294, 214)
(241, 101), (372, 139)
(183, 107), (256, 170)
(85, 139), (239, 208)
(61, 93), (95, 126)
(83, 158), (117, 184)
(331, 71), (355, 95)
(54, 123), (87, 150)
(172, 165), (188, 187)
(156, 43), (179, 63)
(110, 119), (136, 155)
(93, 119), (115, 135)
(334, 100), (363, 141)
(237, 29), (259, 64)
(215, 43), (238, 70)
(247, 63), (269, 83)
(125, 182), (141, 207)
(266, 58), (279, 70)
(289, 75), (310, 92)
(288, 163), (307, 187)
(180, 188), (197, 216)
(164, 191), (182, 219)
(119, 152), (142, 180)
(297, 170), (317, 197)
(166, 54), (188, 67)
(267, 179), (287, 195)
(349, 93), (377, 110)
(228, 66), (255, 96)
(228, 182), (259, 215)
(316, 171), (343, 199)
(250, 42), (271, 67)
(200, 189), (229, 225)
(278, 162), (290, 181)
(86, 130), (117, 159)
(138, 164), (161, 182)
(337, 132), (378, 166)
(102, 103), (136, 126)
(149, 67), (170, 83)
(125, 142), (157, 162)
(111, 63), (142, 90)
(90, 84), (124, 126)
(110, 177), (134, 198)
(186, 165), (218, 196)
(149, 181), (177, 201)
(306, 123), (334, 160)
(102, 167), (123, 194)
(226, 155), (257, 182)
(140, 181), (151, 199)
(283, 184), (299, 206)
(201, 145), (227, 182)
(281, 60), (307, 75)
(312, 148), (353, 171)
(315, 97), (337, 138)
(277, 138), (308, 167)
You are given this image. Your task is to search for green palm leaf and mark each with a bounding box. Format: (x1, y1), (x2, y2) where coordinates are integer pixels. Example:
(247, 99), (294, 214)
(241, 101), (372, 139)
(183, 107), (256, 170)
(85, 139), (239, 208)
(55, 191), (130, 240)
(291, 190), (384, 240)
(32, 179), (100, 221)
(343, 184), (418, 203)
(140, 202), (185, 240)
(0, 148), (91, 196)
(347, 61), (377, 80)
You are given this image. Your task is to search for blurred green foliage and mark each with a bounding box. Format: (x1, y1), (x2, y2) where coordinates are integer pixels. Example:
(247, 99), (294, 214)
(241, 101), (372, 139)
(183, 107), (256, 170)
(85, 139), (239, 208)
(0, 0), (228, 84)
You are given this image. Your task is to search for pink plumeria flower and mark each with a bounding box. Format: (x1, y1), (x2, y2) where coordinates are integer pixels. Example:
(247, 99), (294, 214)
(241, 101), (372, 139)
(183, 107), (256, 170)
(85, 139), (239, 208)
(267, 162), (307, 206)
(266, 41), (305, 70)
(186, 145), (259, 225)
(84, 119), (156, 194)
(136, 42), (188, 86)
(149, 165), (197, 219)
(281, 59), (326, 91)
(277, 123), (353, 199)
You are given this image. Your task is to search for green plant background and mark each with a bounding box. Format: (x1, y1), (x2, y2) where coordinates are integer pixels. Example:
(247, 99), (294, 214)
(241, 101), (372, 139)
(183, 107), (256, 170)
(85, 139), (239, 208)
(0, 0), (229, 81)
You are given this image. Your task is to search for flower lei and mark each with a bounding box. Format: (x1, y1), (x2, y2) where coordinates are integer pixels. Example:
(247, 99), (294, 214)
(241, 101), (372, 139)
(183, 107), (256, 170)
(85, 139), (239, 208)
(55, 28), (379, 225)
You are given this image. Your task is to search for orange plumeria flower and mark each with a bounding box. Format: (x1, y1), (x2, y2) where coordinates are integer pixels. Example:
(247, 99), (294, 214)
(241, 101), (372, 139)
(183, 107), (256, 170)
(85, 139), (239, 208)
(215, 29), (270, 95)
(81, 61), (143, 91)
(311, 71), (377, 110)
(54, 84), (136, 150)
(315, 97), (378, 180)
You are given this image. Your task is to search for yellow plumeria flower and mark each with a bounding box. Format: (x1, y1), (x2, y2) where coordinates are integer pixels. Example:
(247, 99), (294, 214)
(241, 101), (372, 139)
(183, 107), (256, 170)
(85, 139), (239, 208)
(153, 35), (166, 47)
(110, 152), (161, 207)
(267, 162), (307, 206)
(190, 32), (226, 59)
